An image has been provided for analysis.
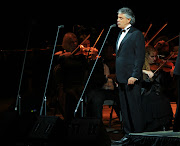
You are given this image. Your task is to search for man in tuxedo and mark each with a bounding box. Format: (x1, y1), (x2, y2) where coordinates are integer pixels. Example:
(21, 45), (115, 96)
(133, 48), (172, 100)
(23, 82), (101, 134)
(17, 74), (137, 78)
(173, 35), (180, 132)
(112, 7), (145, 144)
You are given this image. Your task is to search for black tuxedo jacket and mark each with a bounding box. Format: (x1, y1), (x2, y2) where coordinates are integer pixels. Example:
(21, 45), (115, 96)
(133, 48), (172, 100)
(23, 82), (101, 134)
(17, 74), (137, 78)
(174, 44), (180, 75)
(115, 26), (145, 83)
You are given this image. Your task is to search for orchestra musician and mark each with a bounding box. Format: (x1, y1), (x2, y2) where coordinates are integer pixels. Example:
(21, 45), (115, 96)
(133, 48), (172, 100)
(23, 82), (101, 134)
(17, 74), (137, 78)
(53, 32), (88, 122)
(142, 45), (173, 132)
(153, 36), (176, 98)
(53, 32), (111, 122)
(112, 7), (145, 145)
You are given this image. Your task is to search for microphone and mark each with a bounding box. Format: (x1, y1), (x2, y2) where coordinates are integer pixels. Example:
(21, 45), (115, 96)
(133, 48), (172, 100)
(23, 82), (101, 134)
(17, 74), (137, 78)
(58, 25), (64, 28)
(110, 24), (116, 28)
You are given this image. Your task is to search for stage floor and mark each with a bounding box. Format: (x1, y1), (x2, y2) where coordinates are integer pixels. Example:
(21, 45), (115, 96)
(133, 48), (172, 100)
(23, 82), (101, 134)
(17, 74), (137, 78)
(102, 103), (177, 141)
(0, 96), (178, 144)
(129, 130), (180, 138)
(128, 130), (180, 145)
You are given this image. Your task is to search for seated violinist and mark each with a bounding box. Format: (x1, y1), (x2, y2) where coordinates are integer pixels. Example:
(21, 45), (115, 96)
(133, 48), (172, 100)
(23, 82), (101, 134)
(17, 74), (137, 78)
(141, 45), (173, 132)
(53, 32), (88, 122)
(53, 32), (107, 122)
(154, 36), (176, 97)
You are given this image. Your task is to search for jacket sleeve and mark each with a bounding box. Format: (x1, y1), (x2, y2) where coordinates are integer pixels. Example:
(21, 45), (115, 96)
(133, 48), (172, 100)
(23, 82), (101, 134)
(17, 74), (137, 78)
(174, 50), (180, 75)
(131, 31), (145, 79)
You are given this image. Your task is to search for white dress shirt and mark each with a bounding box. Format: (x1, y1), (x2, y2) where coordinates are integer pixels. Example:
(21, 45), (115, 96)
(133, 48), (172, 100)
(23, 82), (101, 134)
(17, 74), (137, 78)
(117, 24), (131, 50)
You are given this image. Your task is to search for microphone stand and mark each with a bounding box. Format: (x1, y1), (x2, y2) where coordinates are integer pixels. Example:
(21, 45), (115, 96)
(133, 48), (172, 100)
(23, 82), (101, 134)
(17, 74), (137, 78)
(39, 25), (64, 116)
(15, 28), (31, 116)
(74, 24), (116, 117)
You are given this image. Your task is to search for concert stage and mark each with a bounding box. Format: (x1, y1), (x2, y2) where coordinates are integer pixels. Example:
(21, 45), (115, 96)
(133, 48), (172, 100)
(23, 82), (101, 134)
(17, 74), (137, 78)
(0, 97), (178, 145)
(128, 130), (180, 145)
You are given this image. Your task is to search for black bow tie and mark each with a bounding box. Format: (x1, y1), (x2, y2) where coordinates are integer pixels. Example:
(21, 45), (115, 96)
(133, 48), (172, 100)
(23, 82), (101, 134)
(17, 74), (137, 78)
(122, 29), (126, 32)
(122, 27), (131, 33)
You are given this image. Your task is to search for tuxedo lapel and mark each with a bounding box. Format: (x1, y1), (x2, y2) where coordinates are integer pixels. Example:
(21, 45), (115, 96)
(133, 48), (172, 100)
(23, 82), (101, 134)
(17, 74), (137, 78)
(120, 28), (133, 47)
(116, 31), (122, 54)
(116, 27), (135, 55)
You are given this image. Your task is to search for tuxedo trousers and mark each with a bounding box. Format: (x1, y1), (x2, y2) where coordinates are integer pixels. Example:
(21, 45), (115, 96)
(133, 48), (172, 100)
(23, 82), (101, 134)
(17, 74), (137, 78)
(118, 82), (145, 134)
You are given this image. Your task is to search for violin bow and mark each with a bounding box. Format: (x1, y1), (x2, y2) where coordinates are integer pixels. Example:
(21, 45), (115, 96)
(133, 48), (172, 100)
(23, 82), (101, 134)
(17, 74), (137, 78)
(145, 23), (168, 47)
(144, 23), (152, 38)
(71, 34), (90, 55)
(167, 35), (180, 43)
(92, 29), (104, 48)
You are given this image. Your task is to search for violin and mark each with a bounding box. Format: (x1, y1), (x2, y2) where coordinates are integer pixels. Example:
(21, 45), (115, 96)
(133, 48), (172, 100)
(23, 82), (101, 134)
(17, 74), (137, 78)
(78, 45), (102, 60)
(54, 28), (104, 59)
(75, 45), (98, 56)
(150, 52), (175, 75)
(150, 61), (174, 73)
(55, 45), (100, 61)
(152, 52), (175, 73)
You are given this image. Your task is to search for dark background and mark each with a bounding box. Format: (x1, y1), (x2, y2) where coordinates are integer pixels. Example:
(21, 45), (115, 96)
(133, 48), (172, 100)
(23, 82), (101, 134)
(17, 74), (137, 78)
(0, 1), (179, 50)
(0, 0), (178, 117)
(0, 1), (179, 99)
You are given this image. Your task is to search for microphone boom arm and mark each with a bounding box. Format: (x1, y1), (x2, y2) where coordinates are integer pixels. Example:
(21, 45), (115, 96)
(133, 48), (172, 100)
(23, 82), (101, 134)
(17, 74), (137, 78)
(74, 24), (116, 117)
(40, 25), (64, 116)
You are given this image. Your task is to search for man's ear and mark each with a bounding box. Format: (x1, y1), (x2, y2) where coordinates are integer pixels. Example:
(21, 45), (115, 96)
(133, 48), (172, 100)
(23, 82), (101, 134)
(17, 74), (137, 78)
(128, 18), (131, 24)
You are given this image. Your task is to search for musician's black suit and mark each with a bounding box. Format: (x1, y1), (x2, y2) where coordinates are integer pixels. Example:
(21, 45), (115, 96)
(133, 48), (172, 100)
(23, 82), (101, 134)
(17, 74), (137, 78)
(116, 26), (145, 134)
(173, 39), (180, 132)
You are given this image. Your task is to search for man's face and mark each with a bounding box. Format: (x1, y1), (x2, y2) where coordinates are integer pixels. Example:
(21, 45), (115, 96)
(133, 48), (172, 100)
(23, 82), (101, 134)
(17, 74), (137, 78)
(117, 13), (131, 29)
